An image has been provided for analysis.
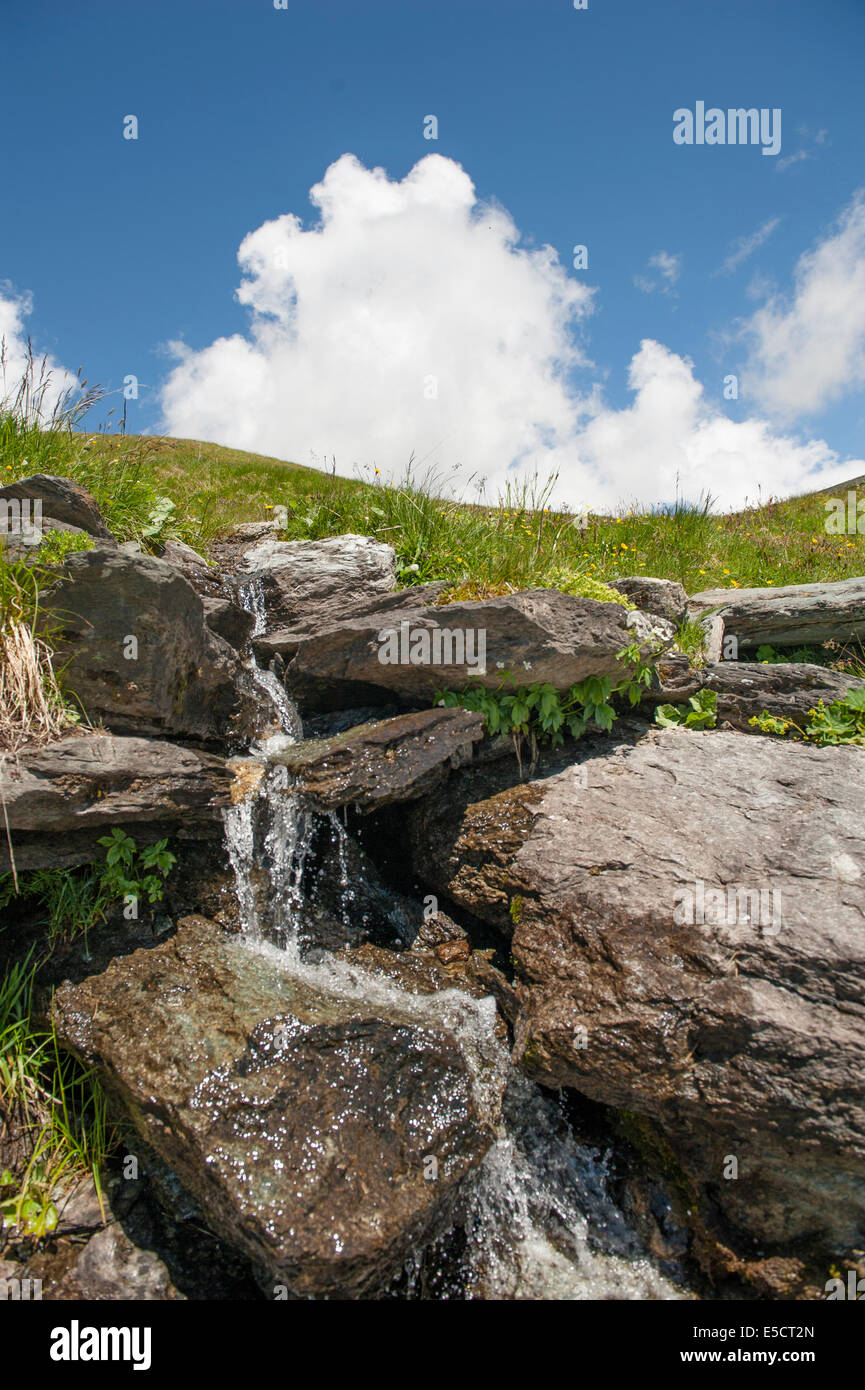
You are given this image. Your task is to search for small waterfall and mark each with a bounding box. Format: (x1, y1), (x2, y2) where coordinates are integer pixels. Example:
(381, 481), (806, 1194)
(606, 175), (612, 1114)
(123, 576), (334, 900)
(221, 568), (686, 1301)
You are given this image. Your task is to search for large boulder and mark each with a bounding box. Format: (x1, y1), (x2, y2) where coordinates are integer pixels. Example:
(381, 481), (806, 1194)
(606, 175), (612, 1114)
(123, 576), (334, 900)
(277, 589), (643, 711)
(403, 726), (865, 1253)
(0, 734), (231, 872)
(52, 915), (499, 1298)
(40, 548), (256, 742)
(688, 576), (865, 649)
(268, 707), (486, 811)
(227, 534), (397, 632)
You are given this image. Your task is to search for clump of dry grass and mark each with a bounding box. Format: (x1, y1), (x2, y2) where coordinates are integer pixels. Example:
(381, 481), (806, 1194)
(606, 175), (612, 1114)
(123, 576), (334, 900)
(0, 620), (72, 753)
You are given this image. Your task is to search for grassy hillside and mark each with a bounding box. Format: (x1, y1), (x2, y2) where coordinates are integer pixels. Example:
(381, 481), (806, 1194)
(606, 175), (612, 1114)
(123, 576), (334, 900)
(58, 432), (865, 600)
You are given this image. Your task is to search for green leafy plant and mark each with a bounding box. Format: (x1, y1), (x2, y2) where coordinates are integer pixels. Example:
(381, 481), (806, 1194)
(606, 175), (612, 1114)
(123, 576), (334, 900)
(0, 832), (177, 950)
(655, 688), (718, 730)
(749, 686), (865, 746)
(435, 643), (655, 756)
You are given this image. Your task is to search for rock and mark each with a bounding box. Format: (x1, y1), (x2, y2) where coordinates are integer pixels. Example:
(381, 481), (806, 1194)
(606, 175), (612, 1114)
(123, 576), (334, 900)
(703, 661), (865, 732)
(625, 609), (677, 647)
(40, 547), (253, 742)
(0, 473), (113, 540)
(700, 613), (725, 663)
(207, 519), (283, 569)
(403, 726), (865, 1252)
(157, 538), (209, 572)
(202, 596), (255, 650)
(688, 575), (865, 649)
(227, 534), (397, 632)
(58, 1223), (184, 1301)
(411, 911), (468, 952)
(281, 589), (644, 711)
(640, 658), (865, 734)
(610, 576), (688, 624)
(0, 734), (230, 872)
(253, 583), (449, 661)
(52, 915), (498, 1298)
(267, 708), (486, 811)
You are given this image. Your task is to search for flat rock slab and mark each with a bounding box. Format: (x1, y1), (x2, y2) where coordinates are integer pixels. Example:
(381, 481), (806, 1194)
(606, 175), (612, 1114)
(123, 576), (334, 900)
(641, 657), (865, 733)
(0, 735), (230, 872)
(703, 661), (865, 732)
(283, 588), (640, 710)
(405, 727), (865, 1250)
(688, 575), (865, 648)
(268, 707), (485, 811)
(52, 916), (494, 1298)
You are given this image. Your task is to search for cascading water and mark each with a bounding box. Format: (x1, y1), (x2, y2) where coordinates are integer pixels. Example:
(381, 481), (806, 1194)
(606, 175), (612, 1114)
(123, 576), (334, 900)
(221, 575), (685, 1300)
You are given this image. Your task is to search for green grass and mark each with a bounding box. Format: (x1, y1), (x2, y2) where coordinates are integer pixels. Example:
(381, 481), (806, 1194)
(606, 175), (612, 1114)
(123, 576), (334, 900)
(0, 952), (117, 1244)
(57, 435), (864, 601)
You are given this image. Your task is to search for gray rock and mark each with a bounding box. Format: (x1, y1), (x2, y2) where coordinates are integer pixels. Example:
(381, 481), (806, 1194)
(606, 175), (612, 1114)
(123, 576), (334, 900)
(688, 575), (865, 649)
(202, 595), (255, 650)
(157, 538), (209, 571)
(227, 533), (397, 632)
(0, 734), (230, 872)
(63, 1223), (183, 1301)
(282, 589), (645, 710)
(610, 575), (688, 623)
(625, 609), (677, 647)
(254, 582), (449, 660)
(268, 707), (486, 811)
(704, 661), (865, 732)
(0, 473), (113, 540)
(40, 547), (253, 742)
(404, 727), (865, 1251)
(52, 915), (498, 1299)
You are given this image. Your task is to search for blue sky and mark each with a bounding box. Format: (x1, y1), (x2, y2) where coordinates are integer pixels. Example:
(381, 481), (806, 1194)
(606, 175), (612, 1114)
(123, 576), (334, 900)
(2, 0), (864, 510)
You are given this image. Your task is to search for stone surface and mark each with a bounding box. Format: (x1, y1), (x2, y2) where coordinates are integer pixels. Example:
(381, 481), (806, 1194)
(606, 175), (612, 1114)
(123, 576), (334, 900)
(610, 575), (688, 624)
(281, 589), (644, 710)
(640, 657), (865, 734)
(202, 595), (255, 651)
(0, 734), (230, 871)
(228, 533), (397, 632)
(625, 609), (677, 648)
(41, 547), (252, 742)
(703, 661), (865, 732)
(403, 726), (865, 1251)
(0, 473), (113, 540)
(688, 575), (865, 649)
(268, 707), (486, 811)
(253, 583), (449, 661)
(52, 915), (497, 1299)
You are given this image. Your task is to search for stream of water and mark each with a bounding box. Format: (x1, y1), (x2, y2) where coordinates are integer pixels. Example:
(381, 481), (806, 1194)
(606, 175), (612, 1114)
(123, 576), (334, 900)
(223, 579), (683, 1300)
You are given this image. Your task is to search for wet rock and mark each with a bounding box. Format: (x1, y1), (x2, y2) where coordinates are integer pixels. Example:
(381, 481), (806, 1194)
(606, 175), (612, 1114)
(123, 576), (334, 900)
(40, 547), (255, 742)
(228, 533), (396, 632)
(411, 911), (468, 952)
(52, 915), (497, 1299)
(688, 575), (865, 649)
(610, 575), (688, 623)
(0, 734), (230, 872)
(282, 589), (644, 711)
(0, 473), (114, 540)
(202, 595), (255, 650)
(268, 707), (486, 811)
(404, 725), (865, 1252)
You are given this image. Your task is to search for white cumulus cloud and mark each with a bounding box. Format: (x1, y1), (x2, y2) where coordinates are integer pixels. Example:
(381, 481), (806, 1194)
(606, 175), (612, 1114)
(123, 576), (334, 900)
(0, 284), (77, 419)
(740, 191), (865, 420)
(160, 154), (863, 513)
